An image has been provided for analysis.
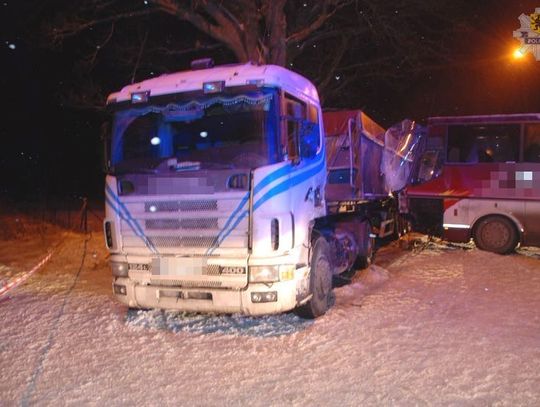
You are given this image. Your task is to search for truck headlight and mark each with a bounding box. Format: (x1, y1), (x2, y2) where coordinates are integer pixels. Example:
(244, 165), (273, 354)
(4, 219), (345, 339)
(249, 265), (294, 283)
(249, 265), (279, 283)
(111, 261), (128, 277)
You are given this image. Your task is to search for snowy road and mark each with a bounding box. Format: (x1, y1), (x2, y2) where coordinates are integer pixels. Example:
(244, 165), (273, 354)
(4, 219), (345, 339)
(1, 230), (540, 406)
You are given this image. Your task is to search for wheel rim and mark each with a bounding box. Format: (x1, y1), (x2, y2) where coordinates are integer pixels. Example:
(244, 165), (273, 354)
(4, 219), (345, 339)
(480, 220), (510, 249)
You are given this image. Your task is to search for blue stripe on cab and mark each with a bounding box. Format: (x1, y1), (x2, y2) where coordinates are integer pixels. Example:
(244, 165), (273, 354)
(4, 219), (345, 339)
(105, 185), (158, 253)
(209, 155), (325, 253)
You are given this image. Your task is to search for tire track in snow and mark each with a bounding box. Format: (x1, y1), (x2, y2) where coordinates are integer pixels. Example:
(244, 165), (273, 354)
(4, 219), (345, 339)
(21, 234), (91, 406)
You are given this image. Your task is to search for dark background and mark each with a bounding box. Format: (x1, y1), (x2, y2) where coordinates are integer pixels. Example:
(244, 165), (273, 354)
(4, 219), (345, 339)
(1, 0), (539, 203)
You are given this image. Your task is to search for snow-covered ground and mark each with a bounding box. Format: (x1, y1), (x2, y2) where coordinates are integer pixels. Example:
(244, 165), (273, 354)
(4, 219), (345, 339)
(1, 221), (540, 406)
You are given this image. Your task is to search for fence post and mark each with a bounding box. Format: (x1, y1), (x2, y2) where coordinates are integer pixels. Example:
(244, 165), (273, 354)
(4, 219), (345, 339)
(79, 197), (88, 233)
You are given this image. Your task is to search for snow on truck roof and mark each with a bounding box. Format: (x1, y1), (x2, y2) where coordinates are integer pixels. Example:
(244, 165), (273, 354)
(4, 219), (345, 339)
(428, 113), (540, 125)
(107, 62), (319, 104)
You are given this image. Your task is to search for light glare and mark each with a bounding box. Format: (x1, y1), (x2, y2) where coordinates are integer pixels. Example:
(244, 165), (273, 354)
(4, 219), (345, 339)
(513, 48), (525, 59)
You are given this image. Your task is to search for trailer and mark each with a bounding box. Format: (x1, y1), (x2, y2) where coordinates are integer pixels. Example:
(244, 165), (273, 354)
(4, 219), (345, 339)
(103, 60), (401, 318)
(321, 110), (401, 271)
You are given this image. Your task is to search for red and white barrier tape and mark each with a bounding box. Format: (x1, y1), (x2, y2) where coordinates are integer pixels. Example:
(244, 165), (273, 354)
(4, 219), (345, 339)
(0, 252), (53, 298)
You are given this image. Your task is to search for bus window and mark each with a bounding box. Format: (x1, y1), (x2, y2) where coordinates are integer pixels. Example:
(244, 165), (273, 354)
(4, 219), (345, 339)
(524, 124), (540, 163)
(447, 124), (519, 163)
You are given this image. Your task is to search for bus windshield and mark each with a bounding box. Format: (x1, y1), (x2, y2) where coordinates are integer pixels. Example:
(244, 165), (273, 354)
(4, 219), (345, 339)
(110, 89), (280, 173)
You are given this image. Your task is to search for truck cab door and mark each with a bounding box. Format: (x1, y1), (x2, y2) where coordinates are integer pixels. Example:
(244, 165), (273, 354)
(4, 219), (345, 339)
(282, 96), (325, 250)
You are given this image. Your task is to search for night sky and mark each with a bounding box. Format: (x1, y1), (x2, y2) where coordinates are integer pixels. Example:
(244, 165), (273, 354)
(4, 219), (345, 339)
(1, 0), (539, 202)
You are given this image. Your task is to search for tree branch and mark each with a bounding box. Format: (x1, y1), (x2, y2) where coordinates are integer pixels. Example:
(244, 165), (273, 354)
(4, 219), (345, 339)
(131, 29), (149, 83)
(286, 0), (351, 45)
(50, 8), (157, 43)
(88, 22), (115, 67)
(152, 0), (248, 61)
(153, 41), (223, 57)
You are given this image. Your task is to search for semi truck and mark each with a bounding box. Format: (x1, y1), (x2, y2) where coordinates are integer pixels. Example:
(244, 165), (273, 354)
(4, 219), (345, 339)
(103, 60), (403, 318)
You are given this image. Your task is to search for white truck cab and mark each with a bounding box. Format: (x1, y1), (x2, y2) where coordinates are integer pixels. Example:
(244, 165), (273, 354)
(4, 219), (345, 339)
(104, 60), (330, 317)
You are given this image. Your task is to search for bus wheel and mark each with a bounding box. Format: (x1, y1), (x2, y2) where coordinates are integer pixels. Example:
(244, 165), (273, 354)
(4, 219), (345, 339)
(473, 216), (518, 254)
(295, 237), (333, 319)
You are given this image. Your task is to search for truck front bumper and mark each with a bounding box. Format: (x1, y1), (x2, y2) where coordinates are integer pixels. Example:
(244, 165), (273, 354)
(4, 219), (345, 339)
(112, 277), (299, 316)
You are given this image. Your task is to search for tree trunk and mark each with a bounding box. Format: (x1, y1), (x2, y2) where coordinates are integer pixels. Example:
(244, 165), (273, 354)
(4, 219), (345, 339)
(265, 0), (287, 66)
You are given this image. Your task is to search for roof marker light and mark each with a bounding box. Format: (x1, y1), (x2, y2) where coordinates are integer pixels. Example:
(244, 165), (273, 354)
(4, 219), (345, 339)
(131, 90), (150, 104)
(203, 81), (224, 94)
(191, 58), (214, 70)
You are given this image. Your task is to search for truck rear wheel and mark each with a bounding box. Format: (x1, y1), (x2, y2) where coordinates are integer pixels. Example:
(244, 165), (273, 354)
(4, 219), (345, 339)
(355, 221), (374, 269)
(295, 237), (333, 319)
(473, 216), (518, 254)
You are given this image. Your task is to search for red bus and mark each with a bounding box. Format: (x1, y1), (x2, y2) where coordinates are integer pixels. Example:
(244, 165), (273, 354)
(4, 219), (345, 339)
(402, 113), (540, 254)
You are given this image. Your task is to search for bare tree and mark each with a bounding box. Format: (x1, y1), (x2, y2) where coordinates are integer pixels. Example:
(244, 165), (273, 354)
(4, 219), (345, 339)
(47, 1), (349, 64)
(42, 0), (462, 109)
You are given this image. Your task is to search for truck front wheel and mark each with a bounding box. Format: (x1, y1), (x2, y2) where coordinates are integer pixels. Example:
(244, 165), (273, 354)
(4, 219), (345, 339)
(295, 237), (333, 319)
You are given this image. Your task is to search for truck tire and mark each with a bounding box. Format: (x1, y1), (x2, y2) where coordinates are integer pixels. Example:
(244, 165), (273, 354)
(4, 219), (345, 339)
(473, 216), (518, 254)
(355, 221), (374, 269)
(295, 237), (333, 319)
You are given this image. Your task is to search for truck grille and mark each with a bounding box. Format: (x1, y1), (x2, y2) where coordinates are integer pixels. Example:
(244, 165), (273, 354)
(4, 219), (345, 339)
(120, 195), (249, 255)
(149, 236), (218, 248)
(203, 264), (221, 276)
(145, 218), (218, 230)
(145, 200), (218, 212)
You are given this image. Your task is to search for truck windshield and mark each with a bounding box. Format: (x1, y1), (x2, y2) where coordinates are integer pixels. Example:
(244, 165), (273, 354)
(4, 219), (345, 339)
(110, 89), (279, 173)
